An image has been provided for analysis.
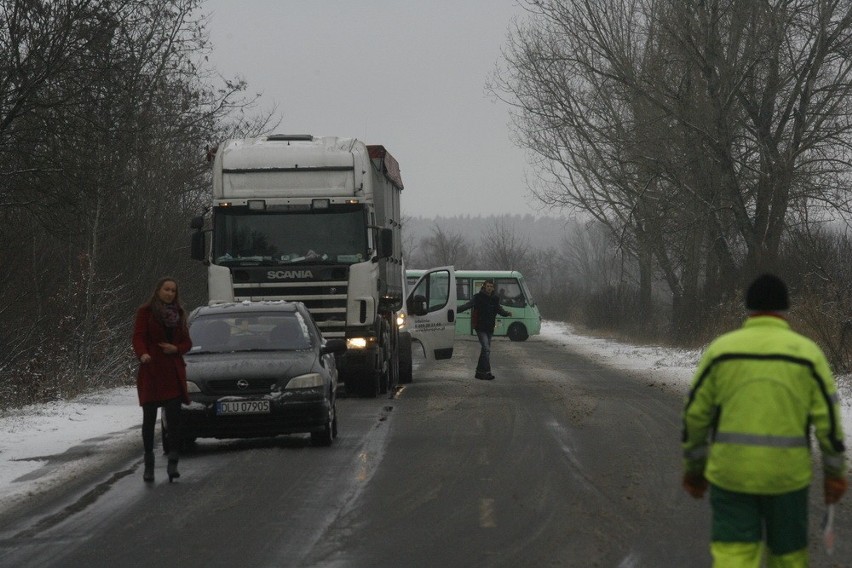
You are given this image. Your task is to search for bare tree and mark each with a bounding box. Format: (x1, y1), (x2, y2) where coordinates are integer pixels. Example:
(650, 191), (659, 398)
(0, 0), (272, 407)
(491, 0), (852, 337)
(480, 216), (531, 272)
(419, 224), (474, 268)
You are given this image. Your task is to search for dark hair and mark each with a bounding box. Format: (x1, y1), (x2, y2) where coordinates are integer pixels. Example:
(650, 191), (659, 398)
(483, 279), (495, 286)
(145, 277), (187, 327)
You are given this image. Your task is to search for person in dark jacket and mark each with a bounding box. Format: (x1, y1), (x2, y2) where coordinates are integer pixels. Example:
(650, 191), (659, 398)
(458, 279), (511, 380)
(132, 277), (192, 482)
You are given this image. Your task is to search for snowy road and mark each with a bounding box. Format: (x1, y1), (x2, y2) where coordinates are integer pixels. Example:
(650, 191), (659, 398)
(0, 326), (849, 567)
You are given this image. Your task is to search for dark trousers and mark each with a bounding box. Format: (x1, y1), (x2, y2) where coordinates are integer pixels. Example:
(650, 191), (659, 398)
(476, 330), (493, 373)
(142, 398), (181, 454)
(710, 484), (808, 555)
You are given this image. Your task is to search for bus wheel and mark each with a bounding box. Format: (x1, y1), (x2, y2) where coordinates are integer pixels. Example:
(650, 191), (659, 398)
(507, 322), (528, 342)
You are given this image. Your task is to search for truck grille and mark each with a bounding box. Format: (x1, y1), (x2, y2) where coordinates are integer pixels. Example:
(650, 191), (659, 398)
(233, 280), (348, 337)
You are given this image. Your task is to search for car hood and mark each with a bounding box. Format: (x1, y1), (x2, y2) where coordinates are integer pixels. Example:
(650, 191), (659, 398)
(185, 350), (317, 381)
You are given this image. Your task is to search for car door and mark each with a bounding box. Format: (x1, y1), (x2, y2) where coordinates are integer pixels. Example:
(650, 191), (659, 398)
(405, 266), (456, 360)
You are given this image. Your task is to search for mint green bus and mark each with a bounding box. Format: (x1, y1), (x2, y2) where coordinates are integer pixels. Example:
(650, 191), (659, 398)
(405, 269), (542, 341)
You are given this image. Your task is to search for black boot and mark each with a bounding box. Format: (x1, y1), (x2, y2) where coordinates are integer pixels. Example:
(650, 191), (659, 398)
(167, 451), (180, 482)
(143, 452), (155, 483)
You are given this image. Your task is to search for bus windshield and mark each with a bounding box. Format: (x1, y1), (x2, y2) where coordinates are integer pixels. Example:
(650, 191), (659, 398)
(213, 207), (367, 265)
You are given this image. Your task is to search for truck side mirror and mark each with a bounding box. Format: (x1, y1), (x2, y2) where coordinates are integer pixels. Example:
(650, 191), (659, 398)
(190, 231), (206, 261)
(377, 227), (393, 259)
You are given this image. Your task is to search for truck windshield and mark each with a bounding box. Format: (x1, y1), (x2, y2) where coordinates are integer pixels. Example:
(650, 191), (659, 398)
(213, 207), (367, 265)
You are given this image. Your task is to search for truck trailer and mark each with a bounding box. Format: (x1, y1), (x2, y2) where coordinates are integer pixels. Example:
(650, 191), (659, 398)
(190, 134), (456, 396)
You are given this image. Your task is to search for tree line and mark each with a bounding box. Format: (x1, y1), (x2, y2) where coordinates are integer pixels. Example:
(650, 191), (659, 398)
(3, 0), (852, 409)
(0, 0), (273, 409)
(483, 0), (852, 368)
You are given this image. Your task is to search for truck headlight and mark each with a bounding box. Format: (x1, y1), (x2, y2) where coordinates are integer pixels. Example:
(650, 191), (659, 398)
(285, 373), (324, 389)
(347, 337), (370, 349)
(396, 312), (406, 328)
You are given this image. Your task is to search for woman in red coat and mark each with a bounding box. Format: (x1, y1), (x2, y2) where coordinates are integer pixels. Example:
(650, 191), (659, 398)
(132, 277), (192, 483)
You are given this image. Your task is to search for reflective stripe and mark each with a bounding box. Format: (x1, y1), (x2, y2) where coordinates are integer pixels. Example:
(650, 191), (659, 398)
(684, 446), (709, 460)
(714, 432), (807, 448)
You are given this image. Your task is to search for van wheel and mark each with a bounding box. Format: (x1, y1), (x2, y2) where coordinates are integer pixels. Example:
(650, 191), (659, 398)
(507, 322), (528, 342)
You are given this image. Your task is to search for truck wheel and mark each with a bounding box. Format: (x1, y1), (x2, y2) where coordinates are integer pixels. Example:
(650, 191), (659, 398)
(358, 367), (380, 398)
(507, 322), (529, 342)
(378, 359), (390, 395)
(398, 332), (413, 384)
(378, 323), (392, 394)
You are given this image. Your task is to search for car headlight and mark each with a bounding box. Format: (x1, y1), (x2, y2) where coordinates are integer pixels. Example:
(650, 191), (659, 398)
(186, 381), (201, 393)
(396, 312), (406, 328)
(285, 373), (324, 389)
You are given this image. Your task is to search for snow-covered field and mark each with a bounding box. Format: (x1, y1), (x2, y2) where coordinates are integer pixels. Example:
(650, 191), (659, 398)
(1, 320), (849, 513)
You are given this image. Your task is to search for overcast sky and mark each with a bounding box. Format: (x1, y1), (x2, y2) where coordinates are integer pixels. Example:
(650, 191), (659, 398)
(201, 0), (541, 219)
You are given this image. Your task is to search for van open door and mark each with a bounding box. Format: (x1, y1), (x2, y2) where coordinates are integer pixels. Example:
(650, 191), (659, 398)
(405, 266), (456, 360)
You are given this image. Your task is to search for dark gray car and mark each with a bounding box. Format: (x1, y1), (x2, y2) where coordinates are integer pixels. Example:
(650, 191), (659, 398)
(164, 301), (346, 448)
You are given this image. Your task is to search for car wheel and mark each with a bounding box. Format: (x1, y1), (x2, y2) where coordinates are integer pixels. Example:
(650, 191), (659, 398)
(398, 332), (413, 384)
(507, 322), (529, 342)
(311, 414), (335, 447)
(160, 412), (195, 453)
(311, 401), (336, 447)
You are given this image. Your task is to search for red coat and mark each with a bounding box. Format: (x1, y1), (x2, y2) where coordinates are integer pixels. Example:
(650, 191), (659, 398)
(132, 305), (192, 405)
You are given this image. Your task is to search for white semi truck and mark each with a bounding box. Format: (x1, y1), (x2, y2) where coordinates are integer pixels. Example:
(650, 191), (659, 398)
(190, 134), (456, 396)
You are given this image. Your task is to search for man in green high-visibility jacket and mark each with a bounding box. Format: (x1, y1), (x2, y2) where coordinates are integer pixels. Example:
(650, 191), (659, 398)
(682, 273), (847, 567)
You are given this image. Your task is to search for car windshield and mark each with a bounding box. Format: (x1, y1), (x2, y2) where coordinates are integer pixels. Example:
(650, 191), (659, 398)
(188, 312), (313, 354)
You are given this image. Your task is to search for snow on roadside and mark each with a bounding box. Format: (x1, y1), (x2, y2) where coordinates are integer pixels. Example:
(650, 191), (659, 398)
(539, 320), (852, 451)
(0, 387), (140, 511)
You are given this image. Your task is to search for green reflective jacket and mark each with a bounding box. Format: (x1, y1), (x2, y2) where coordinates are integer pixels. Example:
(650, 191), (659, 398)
(682, 316), (846, 495)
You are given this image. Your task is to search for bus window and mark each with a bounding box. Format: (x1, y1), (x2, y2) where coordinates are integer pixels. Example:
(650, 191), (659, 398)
(456, 279), (471, 302)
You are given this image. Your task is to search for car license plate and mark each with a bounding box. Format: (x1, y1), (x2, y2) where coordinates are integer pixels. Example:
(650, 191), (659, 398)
(216, 400), (270, 415)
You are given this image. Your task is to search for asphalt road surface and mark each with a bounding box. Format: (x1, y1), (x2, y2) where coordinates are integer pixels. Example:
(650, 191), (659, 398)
(0, 335), (848, 567)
